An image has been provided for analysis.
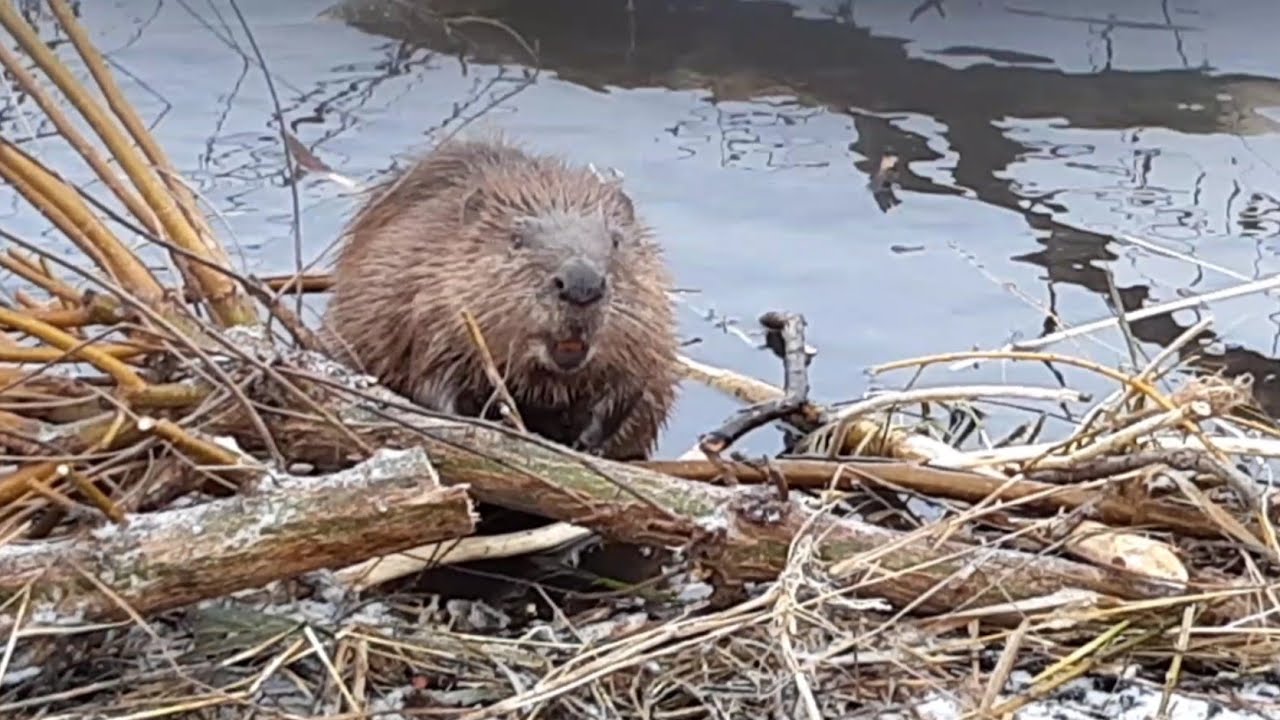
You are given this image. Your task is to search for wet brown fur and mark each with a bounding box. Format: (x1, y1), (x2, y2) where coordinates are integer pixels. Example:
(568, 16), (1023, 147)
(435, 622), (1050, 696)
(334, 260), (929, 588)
(322, 135), (680, 461)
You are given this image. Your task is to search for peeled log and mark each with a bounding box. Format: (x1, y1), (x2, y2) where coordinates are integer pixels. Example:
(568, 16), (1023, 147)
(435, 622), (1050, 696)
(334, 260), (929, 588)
(0, 447), (475, 626)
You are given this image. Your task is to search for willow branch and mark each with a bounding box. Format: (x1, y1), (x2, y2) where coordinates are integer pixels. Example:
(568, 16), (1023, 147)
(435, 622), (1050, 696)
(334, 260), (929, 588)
(0, 139), (161, 299)
(0, 307), (147, 391)
(46, 0), (203, 233)
(47, 0), (257, 326)
(56, 464), (127, 525)
(0, 250), (83, 304)
(0, 1), (258, 327)
(0, 460), (58, 507)
(138, 417), (260, 475)
(260, 272), (333, 294)
(0, 38), (160, 238)
(0, 343), (146, 365)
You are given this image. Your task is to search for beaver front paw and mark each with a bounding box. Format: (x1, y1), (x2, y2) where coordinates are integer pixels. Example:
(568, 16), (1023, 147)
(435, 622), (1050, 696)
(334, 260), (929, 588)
(570, 430), (607, 457)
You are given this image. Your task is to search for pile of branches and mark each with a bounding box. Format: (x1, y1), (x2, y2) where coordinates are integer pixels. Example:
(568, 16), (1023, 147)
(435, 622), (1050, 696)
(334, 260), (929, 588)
(1, 3), (1279, 718)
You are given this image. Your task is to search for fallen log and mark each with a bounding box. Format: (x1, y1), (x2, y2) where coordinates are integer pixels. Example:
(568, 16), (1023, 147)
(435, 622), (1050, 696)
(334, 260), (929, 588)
(0, 447), (475, 625)
(217, 334), (1266, 629)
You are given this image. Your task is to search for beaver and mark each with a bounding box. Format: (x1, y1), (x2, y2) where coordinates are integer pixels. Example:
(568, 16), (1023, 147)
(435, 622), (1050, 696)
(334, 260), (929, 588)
(322, 136), (681, 462)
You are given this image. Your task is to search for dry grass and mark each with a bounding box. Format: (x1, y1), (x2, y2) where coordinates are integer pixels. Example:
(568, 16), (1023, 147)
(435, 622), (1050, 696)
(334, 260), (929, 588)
(1, 3), (1279, 718)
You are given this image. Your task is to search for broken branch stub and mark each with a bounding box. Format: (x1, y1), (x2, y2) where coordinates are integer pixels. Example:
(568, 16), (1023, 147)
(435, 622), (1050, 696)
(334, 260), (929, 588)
(698, 311), (823, 456)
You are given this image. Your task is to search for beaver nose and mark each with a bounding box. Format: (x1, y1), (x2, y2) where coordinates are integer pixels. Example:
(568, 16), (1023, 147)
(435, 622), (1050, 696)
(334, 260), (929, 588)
(554, 261), (606, 306)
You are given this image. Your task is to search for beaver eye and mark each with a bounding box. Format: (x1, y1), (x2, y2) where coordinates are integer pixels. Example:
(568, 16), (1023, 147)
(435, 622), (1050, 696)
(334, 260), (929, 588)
(511, 232), (525, 249)
(610, 230), (623, 248)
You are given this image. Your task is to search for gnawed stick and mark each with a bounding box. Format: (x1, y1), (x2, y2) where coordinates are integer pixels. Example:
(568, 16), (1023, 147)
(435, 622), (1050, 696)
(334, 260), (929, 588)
(677, 353), (782, 406)
(0, 447), (475, 626)
(335, 521), (592, 592)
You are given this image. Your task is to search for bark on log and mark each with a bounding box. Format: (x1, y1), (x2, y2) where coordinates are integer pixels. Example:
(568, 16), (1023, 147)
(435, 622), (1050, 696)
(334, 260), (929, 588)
(223, 340), (1264, 629)
(0, 447), (475, 626)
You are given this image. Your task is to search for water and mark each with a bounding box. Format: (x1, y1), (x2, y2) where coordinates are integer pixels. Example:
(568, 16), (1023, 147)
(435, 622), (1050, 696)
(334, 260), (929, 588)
(4, 0), (1280, 457)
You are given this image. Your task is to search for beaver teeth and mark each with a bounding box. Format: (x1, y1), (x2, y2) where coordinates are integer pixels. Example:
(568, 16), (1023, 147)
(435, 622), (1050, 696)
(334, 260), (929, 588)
(550, 339), (589, 370)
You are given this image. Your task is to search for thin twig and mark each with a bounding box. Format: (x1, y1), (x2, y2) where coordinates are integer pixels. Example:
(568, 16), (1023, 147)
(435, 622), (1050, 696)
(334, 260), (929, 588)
(460, 308), (526, 432)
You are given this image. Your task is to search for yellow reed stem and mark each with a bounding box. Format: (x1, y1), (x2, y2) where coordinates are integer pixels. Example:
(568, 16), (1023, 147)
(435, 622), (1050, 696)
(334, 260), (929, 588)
(0, 153), (111, 275)
(0, 306), (146, 391)
(12, 290), (40, 308)
(0, 252), (128, 328)
(45, 0), (258, 327)
(0, 461), (57, 507)
(0, 343), (146, 364)
(25, 302), (126, 328)
(0, 40), (161, 237)
(461, 308), (526, 432)
(0, 139), (164, 299)
(128, 382), (213, 410)
(46, 0), (203, 227)
(57, 464), (126, 525)
(27, 251), (88, 335)
(143, 417), (252, 469)
(38, 255), (75, 309)
(0, 251), (83, 303)
(261, 272), (335, 294)
(89, 411), (128, 453)
(0, 1), (257, 327)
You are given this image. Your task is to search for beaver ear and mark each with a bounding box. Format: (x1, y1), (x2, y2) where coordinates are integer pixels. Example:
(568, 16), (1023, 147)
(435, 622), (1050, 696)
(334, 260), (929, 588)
(461, 188), (486, 225)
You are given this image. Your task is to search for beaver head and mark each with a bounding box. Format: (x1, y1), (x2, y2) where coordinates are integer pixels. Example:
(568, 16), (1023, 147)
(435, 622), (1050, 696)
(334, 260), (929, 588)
(454, 168), (651, 377)
(323, 137), (679, 459)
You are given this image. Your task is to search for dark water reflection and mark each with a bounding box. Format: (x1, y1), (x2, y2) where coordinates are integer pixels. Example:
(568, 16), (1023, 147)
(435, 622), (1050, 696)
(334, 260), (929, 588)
(4, 0), (1280, 456)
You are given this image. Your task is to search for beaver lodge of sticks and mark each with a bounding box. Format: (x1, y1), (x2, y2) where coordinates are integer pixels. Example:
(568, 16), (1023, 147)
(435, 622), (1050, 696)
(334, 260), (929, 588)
(1, 4), (1280, 719)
